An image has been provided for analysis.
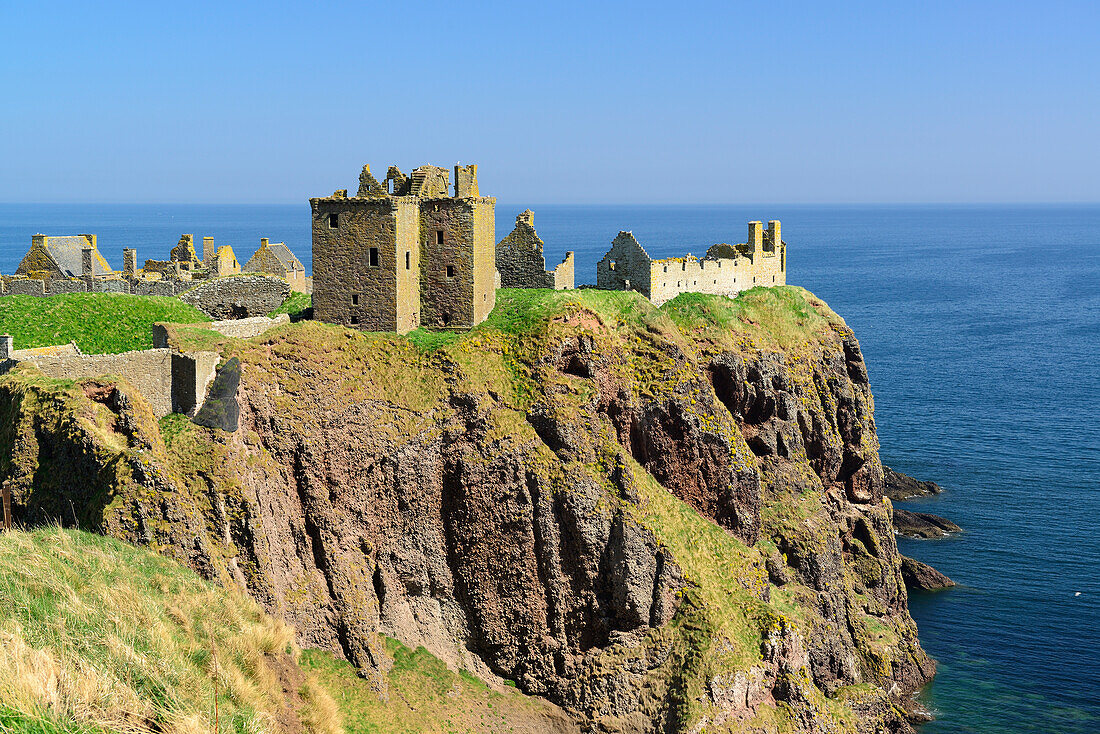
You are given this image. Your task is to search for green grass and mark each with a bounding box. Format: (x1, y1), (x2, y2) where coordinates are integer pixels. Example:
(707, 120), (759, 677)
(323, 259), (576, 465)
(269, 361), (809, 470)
(269, 292), (312, 321)
(662, 285), (845, 350)
(301, 640), (565, 734)
(475, 288), (660, 337)
(0, 527), (337, 734)
(0, 293), (208, 354)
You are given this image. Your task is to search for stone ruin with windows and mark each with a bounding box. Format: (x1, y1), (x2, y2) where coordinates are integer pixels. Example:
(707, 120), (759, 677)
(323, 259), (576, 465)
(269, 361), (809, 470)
(310, 163), (499, 333)
(596, 220), (787, 306)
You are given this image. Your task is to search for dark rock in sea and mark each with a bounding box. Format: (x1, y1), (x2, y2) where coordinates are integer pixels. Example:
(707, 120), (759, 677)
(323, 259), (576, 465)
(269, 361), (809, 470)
(900, 556), (955, 590)
(893, 508), (962, 538)
(883, 465), (942, 500)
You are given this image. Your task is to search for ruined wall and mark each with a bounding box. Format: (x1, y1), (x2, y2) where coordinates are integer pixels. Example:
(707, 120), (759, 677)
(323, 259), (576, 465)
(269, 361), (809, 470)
(131, 279), (192, 297)
(171, 351), (221, 416)
(5, 279), (47, 296)
(46, 279), (86, 295)
(20, 348), (175, 416)
(598, 222), (788, 306)
(208, 314), (290, 339)
(596, 232), (653, 298)
(496, 211), (575, 291)
(179, 275), (290, 320)
(89, 279), (130, 294)
(311, 197), (400, 332)
(552, 252), (575, 290)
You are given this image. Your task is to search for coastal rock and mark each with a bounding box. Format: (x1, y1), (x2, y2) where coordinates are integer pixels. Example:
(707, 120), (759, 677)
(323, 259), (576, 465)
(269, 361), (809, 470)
(892, 508), (962, 538)
(900, 556), (956, 590)
(883, 465), (942, 500)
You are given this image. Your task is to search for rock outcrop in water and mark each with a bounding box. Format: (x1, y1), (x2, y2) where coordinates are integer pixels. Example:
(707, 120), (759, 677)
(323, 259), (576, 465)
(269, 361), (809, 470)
(900, 557), (956, 590)
(883, 466), (942, 501)
(893, 508), (962, 539)
(0, 286), (936, 733)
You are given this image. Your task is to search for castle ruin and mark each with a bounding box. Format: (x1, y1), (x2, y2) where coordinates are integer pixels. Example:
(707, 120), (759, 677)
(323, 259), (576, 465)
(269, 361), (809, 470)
(311, 164), (497, 333)
(597, 220), (787, 305)
(495, 210), (574, 290)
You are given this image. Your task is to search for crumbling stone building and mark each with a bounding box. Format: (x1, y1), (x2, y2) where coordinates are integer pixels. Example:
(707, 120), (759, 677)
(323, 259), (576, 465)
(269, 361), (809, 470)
(243, 238), (307, 292)
(142, 235), (240, 281)
(597, 220), (787, 306)
(15, 234), (113, 280)
(311, 164), (497, 333)
(495, 210), (574, 290)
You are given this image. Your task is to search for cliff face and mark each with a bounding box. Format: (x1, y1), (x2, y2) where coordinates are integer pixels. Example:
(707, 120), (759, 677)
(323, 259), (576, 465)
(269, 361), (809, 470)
(0, 287), (934, 733)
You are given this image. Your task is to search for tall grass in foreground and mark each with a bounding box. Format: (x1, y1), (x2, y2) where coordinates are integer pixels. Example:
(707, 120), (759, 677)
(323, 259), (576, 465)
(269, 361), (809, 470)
(0, 527), (338, 734)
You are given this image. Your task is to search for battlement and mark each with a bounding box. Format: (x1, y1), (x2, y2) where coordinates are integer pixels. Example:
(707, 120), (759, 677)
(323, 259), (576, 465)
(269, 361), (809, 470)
(313, 163), (489, 204)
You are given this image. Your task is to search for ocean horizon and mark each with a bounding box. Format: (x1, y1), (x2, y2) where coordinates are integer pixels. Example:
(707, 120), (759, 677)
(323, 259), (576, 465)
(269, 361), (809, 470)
(2, 202), (1098, 732)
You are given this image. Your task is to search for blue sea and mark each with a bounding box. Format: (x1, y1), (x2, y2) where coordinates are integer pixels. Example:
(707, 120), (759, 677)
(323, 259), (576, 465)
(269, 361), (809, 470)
(2, 203), (1098, 732)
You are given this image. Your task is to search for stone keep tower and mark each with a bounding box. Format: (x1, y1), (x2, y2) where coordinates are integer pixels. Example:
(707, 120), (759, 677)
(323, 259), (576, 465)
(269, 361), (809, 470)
(311, 164), (497, 334)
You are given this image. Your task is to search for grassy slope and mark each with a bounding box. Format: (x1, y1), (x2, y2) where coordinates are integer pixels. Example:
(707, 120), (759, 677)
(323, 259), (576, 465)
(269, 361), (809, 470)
(301, 642), (572, 734)
(0, 293), (208, 354)
(0, 528), (571, 734)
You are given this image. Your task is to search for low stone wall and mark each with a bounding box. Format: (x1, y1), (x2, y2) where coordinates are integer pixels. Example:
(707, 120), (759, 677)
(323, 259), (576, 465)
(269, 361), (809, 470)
(209, 314), (290, 339)
(5, 279), (46, 296)
(180, 275), (291, 320)
(132, 279), (191, 297)
(8, 345), (222, 418)
(1, 275), (191, 297)
(20, 348), (175, 416)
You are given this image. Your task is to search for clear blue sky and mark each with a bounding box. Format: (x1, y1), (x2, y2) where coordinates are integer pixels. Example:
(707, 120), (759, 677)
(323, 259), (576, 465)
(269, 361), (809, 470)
(1, 1), (1097, 204)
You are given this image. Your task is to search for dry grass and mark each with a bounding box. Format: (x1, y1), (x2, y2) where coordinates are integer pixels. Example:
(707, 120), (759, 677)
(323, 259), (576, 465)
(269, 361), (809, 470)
(0, 527), (338, 734)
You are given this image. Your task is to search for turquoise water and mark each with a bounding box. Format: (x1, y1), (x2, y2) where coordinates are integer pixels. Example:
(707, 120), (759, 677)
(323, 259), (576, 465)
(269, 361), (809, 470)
(2, 203), (1098, 732)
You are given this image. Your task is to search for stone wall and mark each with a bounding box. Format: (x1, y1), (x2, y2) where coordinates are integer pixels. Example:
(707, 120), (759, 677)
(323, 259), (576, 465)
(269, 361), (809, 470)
(19, 348), (175, 416)
(596, 232), (654, 298)
(171, 351), (221, 416)
(179, 275), (290, 320)
(552, 252), (575, 290)
(131, 279), (192, 297)
(209, 314), (290, 339)
(0, 275), (191, 297)
(495, 210), (574, 290)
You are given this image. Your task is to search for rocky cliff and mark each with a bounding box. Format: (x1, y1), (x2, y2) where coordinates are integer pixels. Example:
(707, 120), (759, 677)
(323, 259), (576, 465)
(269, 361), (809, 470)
(0, 286), (934, 733)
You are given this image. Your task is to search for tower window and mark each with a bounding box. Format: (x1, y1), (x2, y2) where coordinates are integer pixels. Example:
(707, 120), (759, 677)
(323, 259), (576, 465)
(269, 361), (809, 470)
(446, 265), (455, 278)
(405, 251), (411, 270)
(609, 260), (616, 271)
(328, 213), (339, 229)
(369, 248), (379, 267)
(352, 294), (359, 305)
(436, 230), (444, 245)
(350, 314), (359, 324)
